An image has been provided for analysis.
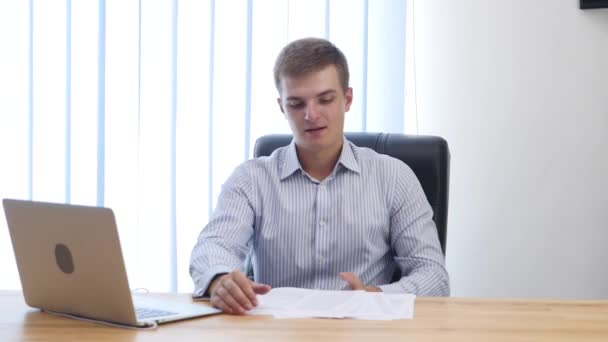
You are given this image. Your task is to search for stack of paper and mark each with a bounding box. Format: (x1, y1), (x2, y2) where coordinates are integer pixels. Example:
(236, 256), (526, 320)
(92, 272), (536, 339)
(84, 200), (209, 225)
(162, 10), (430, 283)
(248, 287), (415, 320)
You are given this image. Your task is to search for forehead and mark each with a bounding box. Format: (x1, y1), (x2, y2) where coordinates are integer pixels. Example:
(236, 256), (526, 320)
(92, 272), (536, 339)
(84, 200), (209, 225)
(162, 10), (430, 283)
(279, 65), (341, 98)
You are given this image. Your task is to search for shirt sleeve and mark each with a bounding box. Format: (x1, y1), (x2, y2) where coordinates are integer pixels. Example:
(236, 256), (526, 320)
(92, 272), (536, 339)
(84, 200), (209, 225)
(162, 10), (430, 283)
(378, 160), (450, 296)
(189, 163), (256, 297)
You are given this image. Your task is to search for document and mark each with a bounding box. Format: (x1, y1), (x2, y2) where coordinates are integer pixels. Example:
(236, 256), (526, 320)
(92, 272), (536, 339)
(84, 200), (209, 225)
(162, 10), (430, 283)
(248, 287), (415, 320)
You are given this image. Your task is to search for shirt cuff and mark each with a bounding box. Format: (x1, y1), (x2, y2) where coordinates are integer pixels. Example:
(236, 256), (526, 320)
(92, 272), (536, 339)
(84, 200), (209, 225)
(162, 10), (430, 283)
(192, 265), (233, 297)
(378, 281), (415, 295)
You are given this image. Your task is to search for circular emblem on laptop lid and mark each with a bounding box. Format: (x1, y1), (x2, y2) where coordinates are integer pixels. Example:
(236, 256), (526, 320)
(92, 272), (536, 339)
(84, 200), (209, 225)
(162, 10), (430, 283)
(54, 244), (75, 274)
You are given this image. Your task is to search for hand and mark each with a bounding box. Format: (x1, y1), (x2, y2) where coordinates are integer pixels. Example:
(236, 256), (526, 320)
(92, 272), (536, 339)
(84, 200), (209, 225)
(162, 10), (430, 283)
(208, 270), (271, 315)
(339, 272), (382, 292)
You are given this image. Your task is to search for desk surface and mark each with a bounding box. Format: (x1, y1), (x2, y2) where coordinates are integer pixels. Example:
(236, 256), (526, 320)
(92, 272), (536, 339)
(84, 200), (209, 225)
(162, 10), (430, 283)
(1, 290), (607, 341)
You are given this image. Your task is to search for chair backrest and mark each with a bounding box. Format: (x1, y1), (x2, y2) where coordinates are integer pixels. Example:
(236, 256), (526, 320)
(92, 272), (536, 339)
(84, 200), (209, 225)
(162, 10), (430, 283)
(253, 132), (450, 255)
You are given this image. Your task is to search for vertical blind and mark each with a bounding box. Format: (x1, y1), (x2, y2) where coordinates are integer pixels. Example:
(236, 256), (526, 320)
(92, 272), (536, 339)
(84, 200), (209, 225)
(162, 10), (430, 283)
(0, 0), (409, 292)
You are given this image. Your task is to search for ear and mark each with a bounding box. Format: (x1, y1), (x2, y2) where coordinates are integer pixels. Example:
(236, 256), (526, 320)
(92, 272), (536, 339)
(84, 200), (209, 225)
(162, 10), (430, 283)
(276, 97), (285, 115)
(344, 87), (353, 112)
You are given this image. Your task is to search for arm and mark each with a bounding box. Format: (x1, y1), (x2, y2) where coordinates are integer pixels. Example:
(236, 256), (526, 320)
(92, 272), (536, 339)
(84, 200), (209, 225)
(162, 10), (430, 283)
(189, 164), (257, 297)
(378, 162), (450, 296)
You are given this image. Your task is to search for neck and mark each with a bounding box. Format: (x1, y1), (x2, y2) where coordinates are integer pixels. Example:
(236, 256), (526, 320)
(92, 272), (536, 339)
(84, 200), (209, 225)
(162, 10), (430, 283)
(296, 141), (343, 182)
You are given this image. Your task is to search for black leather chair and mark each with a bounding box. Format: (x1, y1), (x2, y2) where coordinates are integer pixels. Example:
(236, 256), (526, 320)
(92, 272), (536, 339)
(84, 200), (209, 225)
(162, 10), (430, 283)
(253, 132), (450, 255)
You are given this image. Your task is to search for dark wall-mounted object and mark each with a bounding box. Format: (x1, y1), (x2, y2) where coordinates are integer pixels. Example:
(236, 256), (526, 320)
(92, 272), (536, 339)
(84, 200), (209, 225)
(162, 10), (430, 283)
(580, 0), (608, 9)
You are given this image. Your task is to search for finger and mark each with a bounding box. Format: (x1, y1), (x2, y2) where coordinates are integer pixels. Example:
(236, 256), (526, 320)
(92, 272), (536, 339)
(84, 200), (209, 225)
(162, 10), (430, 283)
(251, 283), (271, 295)
(210, 295), (233, 314)
(223, 278), (254, 311)
(216, 286), (247, 315)
(339, 272), (365, 290)
(365, 286), (382, 293)
(231, 271), (258, 307)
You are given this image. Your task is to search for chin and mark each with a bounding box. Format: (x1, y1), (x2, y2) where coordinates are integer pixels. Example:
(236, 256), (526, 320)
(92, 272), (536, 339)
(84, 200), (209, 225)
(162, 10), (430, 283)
(300, 135), (341, 150)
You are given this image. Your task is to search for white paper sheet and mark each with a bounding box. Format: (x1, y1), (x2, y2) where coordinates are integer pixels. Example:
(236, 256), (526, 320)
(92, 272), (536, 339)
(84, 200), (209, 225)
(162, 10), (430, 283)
(248, 287), (415, 320)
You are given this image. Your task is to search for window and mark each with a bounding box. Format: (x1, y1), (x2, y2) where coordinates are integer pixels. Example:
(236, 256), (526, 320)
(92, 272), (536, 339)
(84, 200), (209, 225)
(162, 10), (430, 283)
(0, 0), (411, 292)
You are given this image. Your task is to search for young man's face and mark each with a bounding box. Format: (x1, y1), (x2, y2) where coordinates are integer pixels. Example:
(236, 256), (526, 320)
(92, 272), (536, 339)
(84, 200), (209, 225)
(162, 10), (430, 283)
(277, 65), (353, 155)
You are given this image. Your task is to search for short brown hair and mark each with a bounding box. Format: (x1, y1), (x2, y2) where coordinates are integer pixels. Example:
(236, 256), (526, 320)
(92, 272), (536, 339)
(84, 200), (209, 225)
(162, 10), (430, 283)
(273, 38), (350, 93)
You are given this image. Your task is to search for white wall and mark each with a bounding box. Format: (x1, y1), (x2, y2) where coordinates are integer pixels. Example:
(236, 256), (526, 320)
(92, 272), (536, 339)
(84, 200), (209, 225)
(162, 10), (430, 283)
(414, 0), (608, 299)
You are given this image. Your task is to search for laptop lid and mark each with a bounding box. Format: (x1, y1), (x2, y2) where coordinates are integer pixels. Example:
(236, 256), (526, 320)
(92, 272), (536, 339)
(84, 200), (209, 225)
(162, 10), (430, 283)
(3, 199), (219, 327)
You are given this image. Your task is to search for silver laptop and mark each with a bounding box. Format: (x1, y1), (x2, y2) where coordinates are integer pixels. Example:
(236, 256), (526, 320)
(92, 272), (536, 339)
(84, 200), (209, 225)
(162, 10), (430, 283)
(3, 198), (220, 328)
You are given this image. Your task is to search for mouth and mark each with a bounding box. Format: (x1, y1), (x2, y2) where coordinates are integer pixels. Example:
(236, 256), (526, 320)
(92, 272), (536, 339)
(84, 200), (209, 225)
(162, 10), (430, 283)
(305, 126), (327, 133)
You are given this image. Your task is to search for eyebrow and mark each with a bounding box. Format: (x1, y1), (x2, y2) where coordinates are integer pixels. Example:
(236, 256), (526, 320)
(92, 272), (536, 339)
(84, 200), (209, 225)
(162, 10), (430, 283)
(286, 90), (337, 101)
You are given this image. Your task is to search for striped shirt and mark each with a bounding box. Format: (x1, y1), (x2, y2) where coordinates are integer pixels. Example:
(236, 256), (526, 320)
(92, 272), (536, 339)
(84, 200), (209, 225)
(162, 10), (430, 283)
(190, 138), (449, 296)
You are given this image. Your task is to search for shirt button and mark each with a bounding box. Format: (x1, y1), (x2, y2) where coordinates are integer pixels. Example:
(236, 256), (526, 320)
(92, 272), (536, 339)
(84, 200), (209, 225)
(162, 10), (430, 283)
(320, 220), (325, 227)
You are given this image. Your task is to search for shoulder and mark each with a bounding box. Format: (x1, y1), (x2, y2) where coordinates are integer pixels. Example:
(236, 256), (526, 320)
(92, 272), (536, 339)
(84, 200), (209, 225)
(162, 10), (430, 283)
(349, 142), (415, 179)
(232, 144), (289, 178)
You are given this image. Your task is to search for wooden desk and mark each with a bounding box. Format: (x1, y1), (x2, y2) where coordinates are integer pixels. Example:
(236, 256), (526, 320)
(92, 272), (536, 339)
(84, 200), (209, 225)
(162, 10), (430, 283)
(1, 290), (607, 341)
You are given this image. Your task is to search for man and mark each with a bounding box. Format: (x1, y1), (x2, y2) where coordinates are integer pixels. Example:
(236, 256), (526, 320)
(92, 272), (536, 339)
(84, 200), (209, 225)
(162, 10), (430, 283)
(190, 38), (449, 315)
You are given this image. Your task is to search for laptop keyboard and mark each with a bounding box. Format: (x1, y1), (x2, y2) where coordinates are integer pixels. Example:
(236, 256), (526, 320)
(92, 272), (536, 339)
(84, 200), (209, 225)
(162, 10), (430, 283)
(135, 307), (178, 319)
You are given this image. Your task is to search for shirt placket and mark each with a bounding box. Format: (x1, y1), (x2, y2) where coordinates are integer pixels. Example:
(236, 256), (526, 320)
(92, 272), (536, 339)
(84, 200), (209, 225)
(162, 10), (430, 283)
(314, 180), (331, 289)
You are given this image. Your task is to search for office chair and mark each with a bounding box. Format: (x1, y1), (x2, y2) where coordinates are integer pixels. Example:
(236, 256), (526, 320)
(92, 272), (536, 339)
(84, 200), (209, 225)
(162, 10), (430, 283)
(253, 132), (450, 255)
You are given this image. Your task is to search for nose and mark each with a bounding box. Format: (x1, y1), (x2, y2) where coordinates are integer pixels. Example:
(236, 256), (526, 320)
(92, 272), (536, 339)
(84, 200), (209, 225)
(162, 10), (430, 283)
(304, 103), (320, 121)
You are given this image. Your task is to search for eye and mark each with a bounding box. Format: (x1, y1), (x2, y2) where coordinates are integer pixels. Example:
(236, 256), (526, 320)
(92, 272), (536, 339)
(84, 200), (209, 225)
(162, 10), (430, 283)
(286, 100), (304, 109)
(319, 96), (335, 104)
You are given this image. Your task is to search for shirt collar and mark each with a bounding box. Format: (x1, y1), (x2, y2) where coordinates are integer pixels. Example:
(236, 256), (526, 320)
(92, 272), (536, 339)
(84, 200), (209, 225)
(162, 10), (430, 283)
(338, 138), (361, 174)
(280, 140), (301, 180)
(280, 137), (361, 180)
